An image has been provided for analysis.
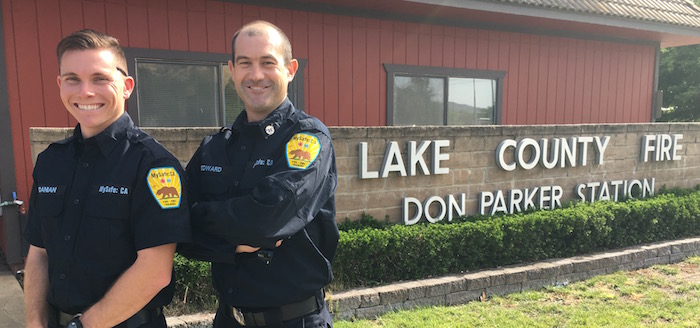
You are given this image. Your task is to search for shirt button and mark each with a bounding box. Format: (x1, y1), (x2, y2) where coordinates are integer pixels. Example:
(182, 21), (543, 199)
(233, 181), (239, 187)
(73, 199), (79, 205)
(227, 288), (233, 294)
(59, 274), (66, 279)
(82, 163), (89, 168)
(241, 145), (247, 151)
(64, 235), (70, 241)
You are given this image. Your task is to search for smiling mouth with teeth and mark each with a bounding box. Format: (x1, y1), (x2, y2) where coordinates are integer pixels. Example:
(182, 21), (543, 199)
(76, 104), (103, 110)
(249, 86), (268, 90)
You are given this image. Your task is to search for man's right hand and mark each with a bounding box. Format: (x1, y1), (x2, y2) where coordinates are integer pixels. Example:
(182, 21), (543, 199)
(235, 240), (283, 253)
(235, 244), (260, 253)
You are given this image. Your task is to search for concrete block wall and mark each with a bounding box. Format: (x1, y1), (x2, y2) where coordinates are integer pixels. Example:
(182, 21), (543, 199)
(333, 123), (700, 221)
(327, 237), (700, 321)
(28, 127), (210, 169)
(31, 123), (700, 223)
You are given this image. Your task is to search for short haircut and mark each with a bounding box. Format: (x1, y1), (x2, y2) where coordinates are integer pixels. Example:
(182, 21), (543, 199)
(231, 20), (293, 65)
(56, 29), (128, 74)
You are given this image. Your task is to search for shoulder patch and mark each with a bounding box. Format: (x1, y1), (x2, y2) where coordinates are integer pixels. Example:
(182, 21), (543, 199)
(286, 133), (320, 170)
(147, 167), (182, 209)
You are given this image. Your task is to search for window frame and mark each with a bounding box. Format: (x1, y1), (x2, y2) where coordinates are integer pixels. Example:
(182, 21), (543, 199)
(384, 64), (505, 126)
(124, 48), (306, 127)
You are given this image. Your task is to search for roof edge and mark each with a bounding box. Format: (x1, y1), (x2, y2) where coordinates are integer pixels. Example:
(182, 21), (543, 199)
(403, 0), (700, 37)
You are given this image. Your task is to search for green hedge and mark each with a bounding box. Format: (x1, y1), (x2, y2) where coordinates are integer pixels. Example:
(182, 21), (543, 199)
(332, 188), (700, 288)
(170, 254), (217, 314)
(172, 187), (700, 311)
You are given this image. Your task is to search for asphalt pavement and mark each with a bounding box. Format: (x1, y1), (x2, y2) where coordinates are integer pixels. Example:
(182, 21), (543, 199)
(0, 253), (24, 327)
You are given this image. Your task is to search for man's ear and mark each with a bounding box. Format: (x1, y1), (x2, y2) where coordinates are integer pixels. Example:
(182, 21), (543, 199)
(123, 76), (135, 99)
(286, 59), (299, 81)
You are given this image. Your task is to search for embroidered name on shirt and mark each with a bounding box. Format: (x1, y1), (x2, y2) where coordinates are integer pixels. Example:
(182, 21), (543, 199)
(98, 185), (129, 195)
(252, 159), (274, 168)
(38, 186), (58, 193)
(201, 165), (223, 173)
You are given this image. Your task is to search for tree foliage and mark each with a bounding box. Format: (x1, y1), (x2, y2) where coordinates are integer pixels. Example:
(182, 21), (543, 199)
(658, 45), (700, 122)
(657, 0), (700, 122)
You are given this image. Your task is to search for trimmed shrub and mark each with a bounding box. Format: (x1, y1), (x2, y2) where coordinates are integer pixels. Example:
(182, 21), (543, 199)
(332, 189), (700, 289)
(169, 254), (217, 314)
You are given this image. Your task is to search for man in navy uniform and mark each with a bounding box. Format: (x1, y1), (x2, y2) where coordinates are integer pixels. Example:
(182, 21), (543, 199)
(179, 20), (338, 327)
(23, 29), (191, 328)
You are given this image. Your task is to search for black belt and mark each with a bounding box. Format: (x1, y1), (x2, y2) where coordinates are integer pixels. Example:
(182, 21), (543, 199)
(225, 295), (320, 326)
(58, 307), (162, 328)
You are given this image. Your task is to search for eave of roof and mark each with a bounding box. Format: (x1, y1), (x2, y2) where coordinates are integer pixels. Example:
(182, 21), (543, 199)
(476, 0), (700, 29)
(405, 0), (700, 46)
(231, 0), (700, 47)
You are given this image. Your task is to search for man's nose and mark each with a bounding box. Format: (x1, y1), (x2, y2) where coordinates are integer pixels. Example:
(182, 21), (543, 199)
(79, 82), (95, 96)
(250, 63), (265, 80)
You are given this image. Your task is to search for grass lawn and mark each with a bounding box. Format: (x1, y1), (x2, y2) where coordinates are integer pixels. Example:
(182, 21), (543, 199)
(335, 256), (700, 327)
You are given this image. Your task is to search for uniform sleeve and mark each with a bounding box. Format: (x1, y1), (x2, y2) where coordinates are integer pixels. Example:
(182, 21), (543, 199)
(192, 130), (337, 249)
(177, 144), (240, 262)
(24, 179), (45, 248)
(131, 157), (192, 250)
(185, 145), (204, 207)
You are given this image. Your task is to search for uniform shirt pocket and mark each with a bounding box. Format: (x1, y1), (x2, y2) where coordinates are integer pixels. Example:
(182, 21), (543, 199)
(200, 171), (232, 199)
(240, 158), (271, 189)
(86, 192), (130, 219)
(82, 193), (133, 271)
(37, 192), (66, 217)
(36, 191), (66, 246)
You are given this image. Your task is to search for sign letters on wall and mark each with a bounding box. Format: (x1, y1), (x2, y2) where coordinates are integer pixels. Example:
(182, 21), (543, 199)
(358, 134), (683, 225)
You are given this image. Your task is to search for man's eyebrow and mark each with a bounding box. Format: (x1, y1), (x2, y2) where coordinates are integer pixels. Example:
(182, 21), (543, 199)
(260, 55), (277, 62)
(59, 70), (118, 78)
(234, 55), (250, 63)
(234, 55), (278, 63)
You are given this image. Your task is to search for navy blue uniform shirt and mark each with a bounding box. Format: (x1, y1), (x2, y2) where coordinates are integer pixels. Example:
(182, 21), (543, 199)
(25, 113), (191, 314)
(179, 98), (339, 308)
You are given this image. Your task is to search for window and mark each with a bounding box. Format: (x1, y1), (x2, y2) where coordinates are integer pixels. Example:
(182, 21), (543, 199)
(125, 49), (305, 127)
(385, 64), (504, 126)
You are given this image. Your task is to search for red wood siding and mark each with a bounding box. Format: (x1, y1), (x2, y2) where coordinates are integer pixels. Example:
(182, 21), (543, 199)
(3, 0), (658, 215)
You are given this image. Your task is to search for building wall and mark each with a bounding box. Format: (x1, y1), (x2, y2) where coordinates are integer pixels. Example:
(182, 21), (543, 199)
(30, 123), (700, 223)
(5, 0), (658, 227)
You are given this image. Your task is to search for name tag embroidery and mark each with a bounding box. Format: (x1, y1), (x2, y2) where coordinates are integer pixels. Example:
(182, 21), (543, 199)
(38, 186), (59, 193)
(97, 185), (129, 195)
(200, 165), (223, 173)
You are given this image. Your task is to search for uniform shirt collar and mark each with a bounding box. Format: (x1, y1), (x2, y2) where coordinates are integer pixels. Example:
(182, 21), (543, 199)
(232, 98), (294, 136)
(73, 113), (134, 158)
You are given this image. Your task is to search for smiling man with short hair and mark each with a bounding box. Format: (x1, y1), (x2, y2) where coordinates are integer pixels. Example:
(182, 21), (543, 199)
(179, 21), (339, 328)
(24, 29), (190, 328)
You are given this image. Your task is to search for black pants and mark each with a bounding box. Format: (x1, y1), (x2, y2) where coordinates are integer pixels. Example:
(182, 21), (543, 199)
(213, 304), (333, 328)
